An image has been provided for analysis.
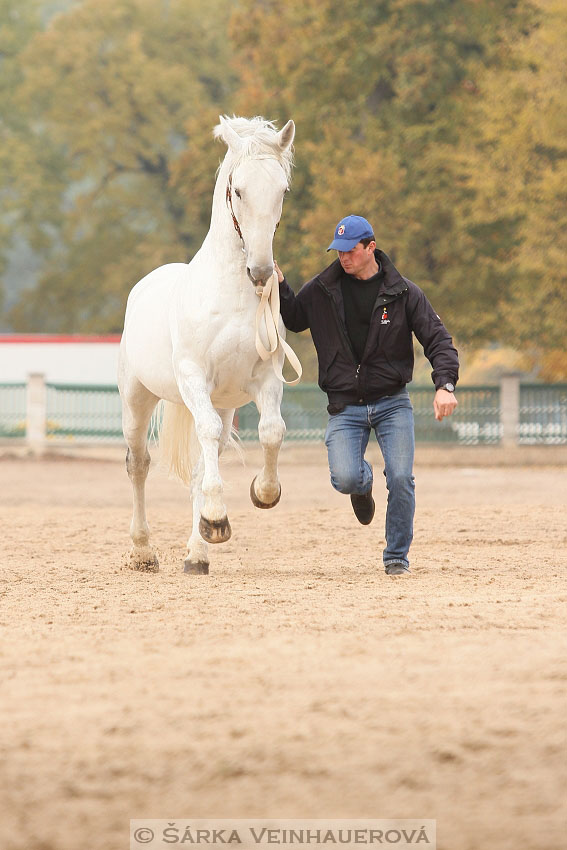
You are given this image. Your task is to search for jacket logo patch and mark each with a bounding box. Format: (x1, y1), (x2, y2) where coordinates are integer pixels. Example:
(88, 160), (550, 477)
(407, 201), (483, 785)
(381, 307), (390, 325)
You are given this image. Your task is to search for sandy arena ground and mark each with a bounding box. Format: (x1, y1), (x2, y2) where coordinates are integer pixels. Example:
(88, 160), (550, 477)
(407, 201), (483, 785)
(1, 443), (566, 850)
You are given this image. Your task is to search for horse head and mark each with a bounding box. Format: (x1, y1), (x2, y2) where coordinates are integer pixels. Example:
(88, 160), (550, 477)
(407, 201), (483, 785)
(216, 116), (295, 287)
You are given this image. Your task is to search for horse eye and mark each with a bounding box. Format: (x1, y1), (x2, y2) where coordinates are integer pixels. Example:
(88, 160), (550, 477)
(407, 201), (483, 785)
(235, 188), (241, 199)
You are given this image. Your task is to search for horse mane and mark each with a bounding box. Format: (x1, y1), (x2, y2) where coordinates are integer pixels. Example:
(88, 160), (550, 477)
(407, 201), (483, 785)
(213, 115), (294, 183)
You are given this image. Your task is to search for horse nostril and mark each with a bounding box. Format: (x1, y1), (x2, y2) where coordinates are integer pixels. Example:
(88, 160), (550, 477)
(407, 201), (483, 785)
(248, 265), (274, 285)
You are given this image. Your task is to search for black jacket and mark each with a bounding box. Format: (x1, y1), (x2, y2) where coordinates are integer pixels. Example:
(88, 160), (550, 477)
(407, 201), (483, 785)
(279, 249), (459, 413)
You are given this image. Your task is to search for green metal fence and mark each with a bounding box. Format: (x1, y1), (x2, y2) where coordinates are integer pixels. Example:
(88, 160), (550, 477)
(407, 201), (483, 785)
(46, 383), (123, 441)
(519, 383), (567, 444)
(2, 381), (567, 445)
(237, 384), (502, 444)
(0, 383), (26, 438)
(412, 385), (501, 444)
(236, 384), (328, 441)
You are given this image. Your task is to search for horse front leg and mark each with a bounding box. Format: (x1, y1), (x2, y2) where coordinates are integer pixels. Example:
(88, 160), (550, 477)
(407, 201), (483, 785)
(176, 361), (231, 544)
(184, 453), (209, 573)
(184, 409), (234, 574)
(249, 377), (285, 509)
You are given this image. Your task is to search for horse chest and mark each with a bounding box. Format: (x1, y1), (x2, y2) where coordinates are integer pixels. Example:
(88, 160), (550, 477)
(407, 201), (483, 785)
(207, 319), (258, 372)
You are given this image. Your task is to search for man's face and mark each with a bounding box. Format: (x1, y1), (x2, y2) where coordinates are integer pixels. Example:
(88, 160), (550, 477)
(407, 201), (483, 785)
(338, 241), (377, 279)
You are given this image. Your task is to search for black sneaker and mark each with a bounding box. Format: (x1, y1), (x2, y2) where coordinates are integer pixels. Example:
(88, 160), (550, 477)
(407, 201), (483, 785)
(350, 490), (375, 525)
(385, 563), (410, 576)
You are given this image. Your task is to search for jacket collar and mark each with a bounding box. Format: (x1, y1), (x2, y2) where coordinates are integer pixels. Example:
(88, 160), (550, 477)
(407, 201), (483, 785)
(316, 249), (407, 296)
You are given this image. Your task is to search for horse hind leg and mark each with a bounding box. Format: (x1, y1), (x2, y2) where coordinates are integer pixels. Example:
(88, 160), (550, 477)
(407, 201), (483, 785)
(126, 447), (159, 571)
(121, 382), (160, 571)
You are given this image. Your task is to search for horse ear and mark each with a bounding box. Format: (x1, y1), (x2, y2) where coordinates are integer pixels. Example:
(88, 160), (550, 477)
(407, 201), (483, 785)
(277, 120), (295, 151)
(218, 116), (244, 153)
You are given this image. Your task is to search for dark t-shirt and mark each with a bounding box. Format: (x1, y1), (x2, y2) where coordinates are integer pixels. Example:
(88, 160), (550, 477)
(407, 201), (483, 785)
(340, 267), (383, 363)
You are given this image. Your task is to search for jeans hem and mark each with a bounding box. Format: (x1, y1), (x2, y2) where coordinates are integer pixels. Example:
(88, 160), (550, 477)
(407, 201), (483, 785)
(384, 558), (410, 568)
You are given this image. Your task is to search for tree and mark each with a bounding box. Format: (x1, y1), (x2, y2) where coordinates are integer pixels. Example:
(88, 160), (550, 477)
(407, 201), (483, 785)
(6, 0), (565, 383)
(229, 0), (552, 356)
(6, 0), (237, 332)
(0, 0), (50, 314)
(467, 0), (567, 375)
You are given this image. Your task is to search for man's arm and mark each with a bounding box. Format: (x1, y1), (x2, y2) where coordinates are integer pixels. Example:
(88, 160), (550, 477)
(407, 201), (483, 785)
(274, 261), (310, 333)
(407, 284), (459, 422)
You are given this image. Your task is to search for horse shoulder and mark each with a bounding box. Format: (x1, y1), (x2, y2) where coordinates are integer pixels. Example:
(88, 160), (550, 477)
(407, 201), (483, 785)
(127, 263), (187, 310)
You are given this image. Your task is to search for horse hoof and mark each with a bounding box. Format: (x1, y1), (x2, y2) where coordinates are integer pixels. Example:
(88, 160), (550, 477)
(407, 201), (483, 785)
(250, 475), (281, 509)
(199, 515), (232, 544)
(128, 548), (159, 572)
(184, 559), (209, 575)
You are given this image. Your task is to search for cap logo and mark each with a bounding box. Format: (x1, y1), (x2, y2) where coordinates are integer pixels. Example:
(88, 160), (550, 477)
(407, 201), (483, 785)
(337, 225), (345, 236)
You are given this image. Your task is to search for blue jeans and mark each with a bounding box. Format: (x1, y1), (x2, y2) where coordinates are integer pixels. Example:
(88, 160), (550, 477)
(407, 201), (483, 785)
(324, 390), (415, 568)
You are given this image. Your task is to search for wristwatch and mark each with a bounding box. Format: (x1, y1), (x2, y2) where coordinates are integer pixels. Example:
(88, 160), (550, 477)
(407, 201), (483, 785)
(437, 382), (455, 393)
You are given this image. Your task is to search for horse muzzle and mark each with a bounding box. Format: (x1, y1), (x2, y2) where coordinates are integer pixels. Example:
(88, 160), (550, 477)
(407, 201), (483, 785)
(247, 264), (274, 288)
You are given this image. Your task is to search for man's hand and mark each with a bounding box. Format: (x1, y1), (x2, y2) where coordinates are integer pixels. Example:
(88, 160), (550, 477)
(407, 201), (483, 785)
(274, 260), (284, 283)
(434, 389), (458, 421)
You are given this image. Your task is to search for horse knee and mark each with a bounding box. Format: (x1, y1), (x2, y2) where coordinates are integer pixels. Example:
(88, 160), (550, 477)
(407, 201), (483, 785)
(195, 413), (223, 444)
(258, 414), (285, 447)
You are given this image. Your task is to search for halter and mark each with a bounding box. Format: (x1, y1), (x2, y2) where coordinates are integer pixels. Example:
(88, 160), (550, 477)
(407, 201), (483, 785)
(225, 164), (282, 254)
(225, 173), (245, 252)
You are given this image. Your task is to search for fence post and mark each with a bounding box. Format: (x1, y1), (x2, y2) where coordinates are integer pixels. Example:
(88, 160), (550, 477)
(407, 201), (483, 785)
(500, 373), (521, 447)
(26, 372), (47, 455)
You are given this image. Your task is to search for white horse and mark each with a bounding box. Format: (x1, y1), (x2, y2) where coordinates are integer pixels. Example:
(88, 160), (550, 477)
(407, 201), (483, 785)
(118, 116), (295, 574)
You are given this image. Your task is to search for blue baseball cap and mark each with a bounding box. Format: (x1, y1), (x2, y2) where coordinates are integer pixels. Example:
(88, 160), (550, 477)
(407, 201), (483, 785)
(327, 215), (374, 252)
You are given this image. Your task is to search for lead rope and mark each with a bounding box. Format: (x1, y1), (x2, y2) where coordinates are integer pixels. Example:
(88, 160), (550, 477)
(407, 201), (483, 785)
(254, 272), (302, 385)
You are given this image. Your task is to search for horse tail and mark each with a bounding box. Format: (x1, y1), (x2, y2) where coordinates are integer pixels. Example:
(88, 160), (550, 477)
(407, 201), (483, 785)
(156, 401), (199, 487)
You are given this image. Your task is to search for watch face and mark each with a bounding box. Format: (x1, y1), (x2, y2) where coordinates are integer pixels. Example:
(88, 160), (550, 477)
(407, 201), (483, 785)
(444, 383), (455, 392)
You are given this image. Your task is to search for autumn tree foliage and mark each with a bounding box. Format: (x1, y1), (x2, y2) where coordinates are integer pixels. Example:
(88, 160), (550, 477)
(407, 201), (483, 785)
(2, 0), (566, 377)
(4, 0), (236, 331)
(229, 0), (561, 357)
(467, 0), (567, 376)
